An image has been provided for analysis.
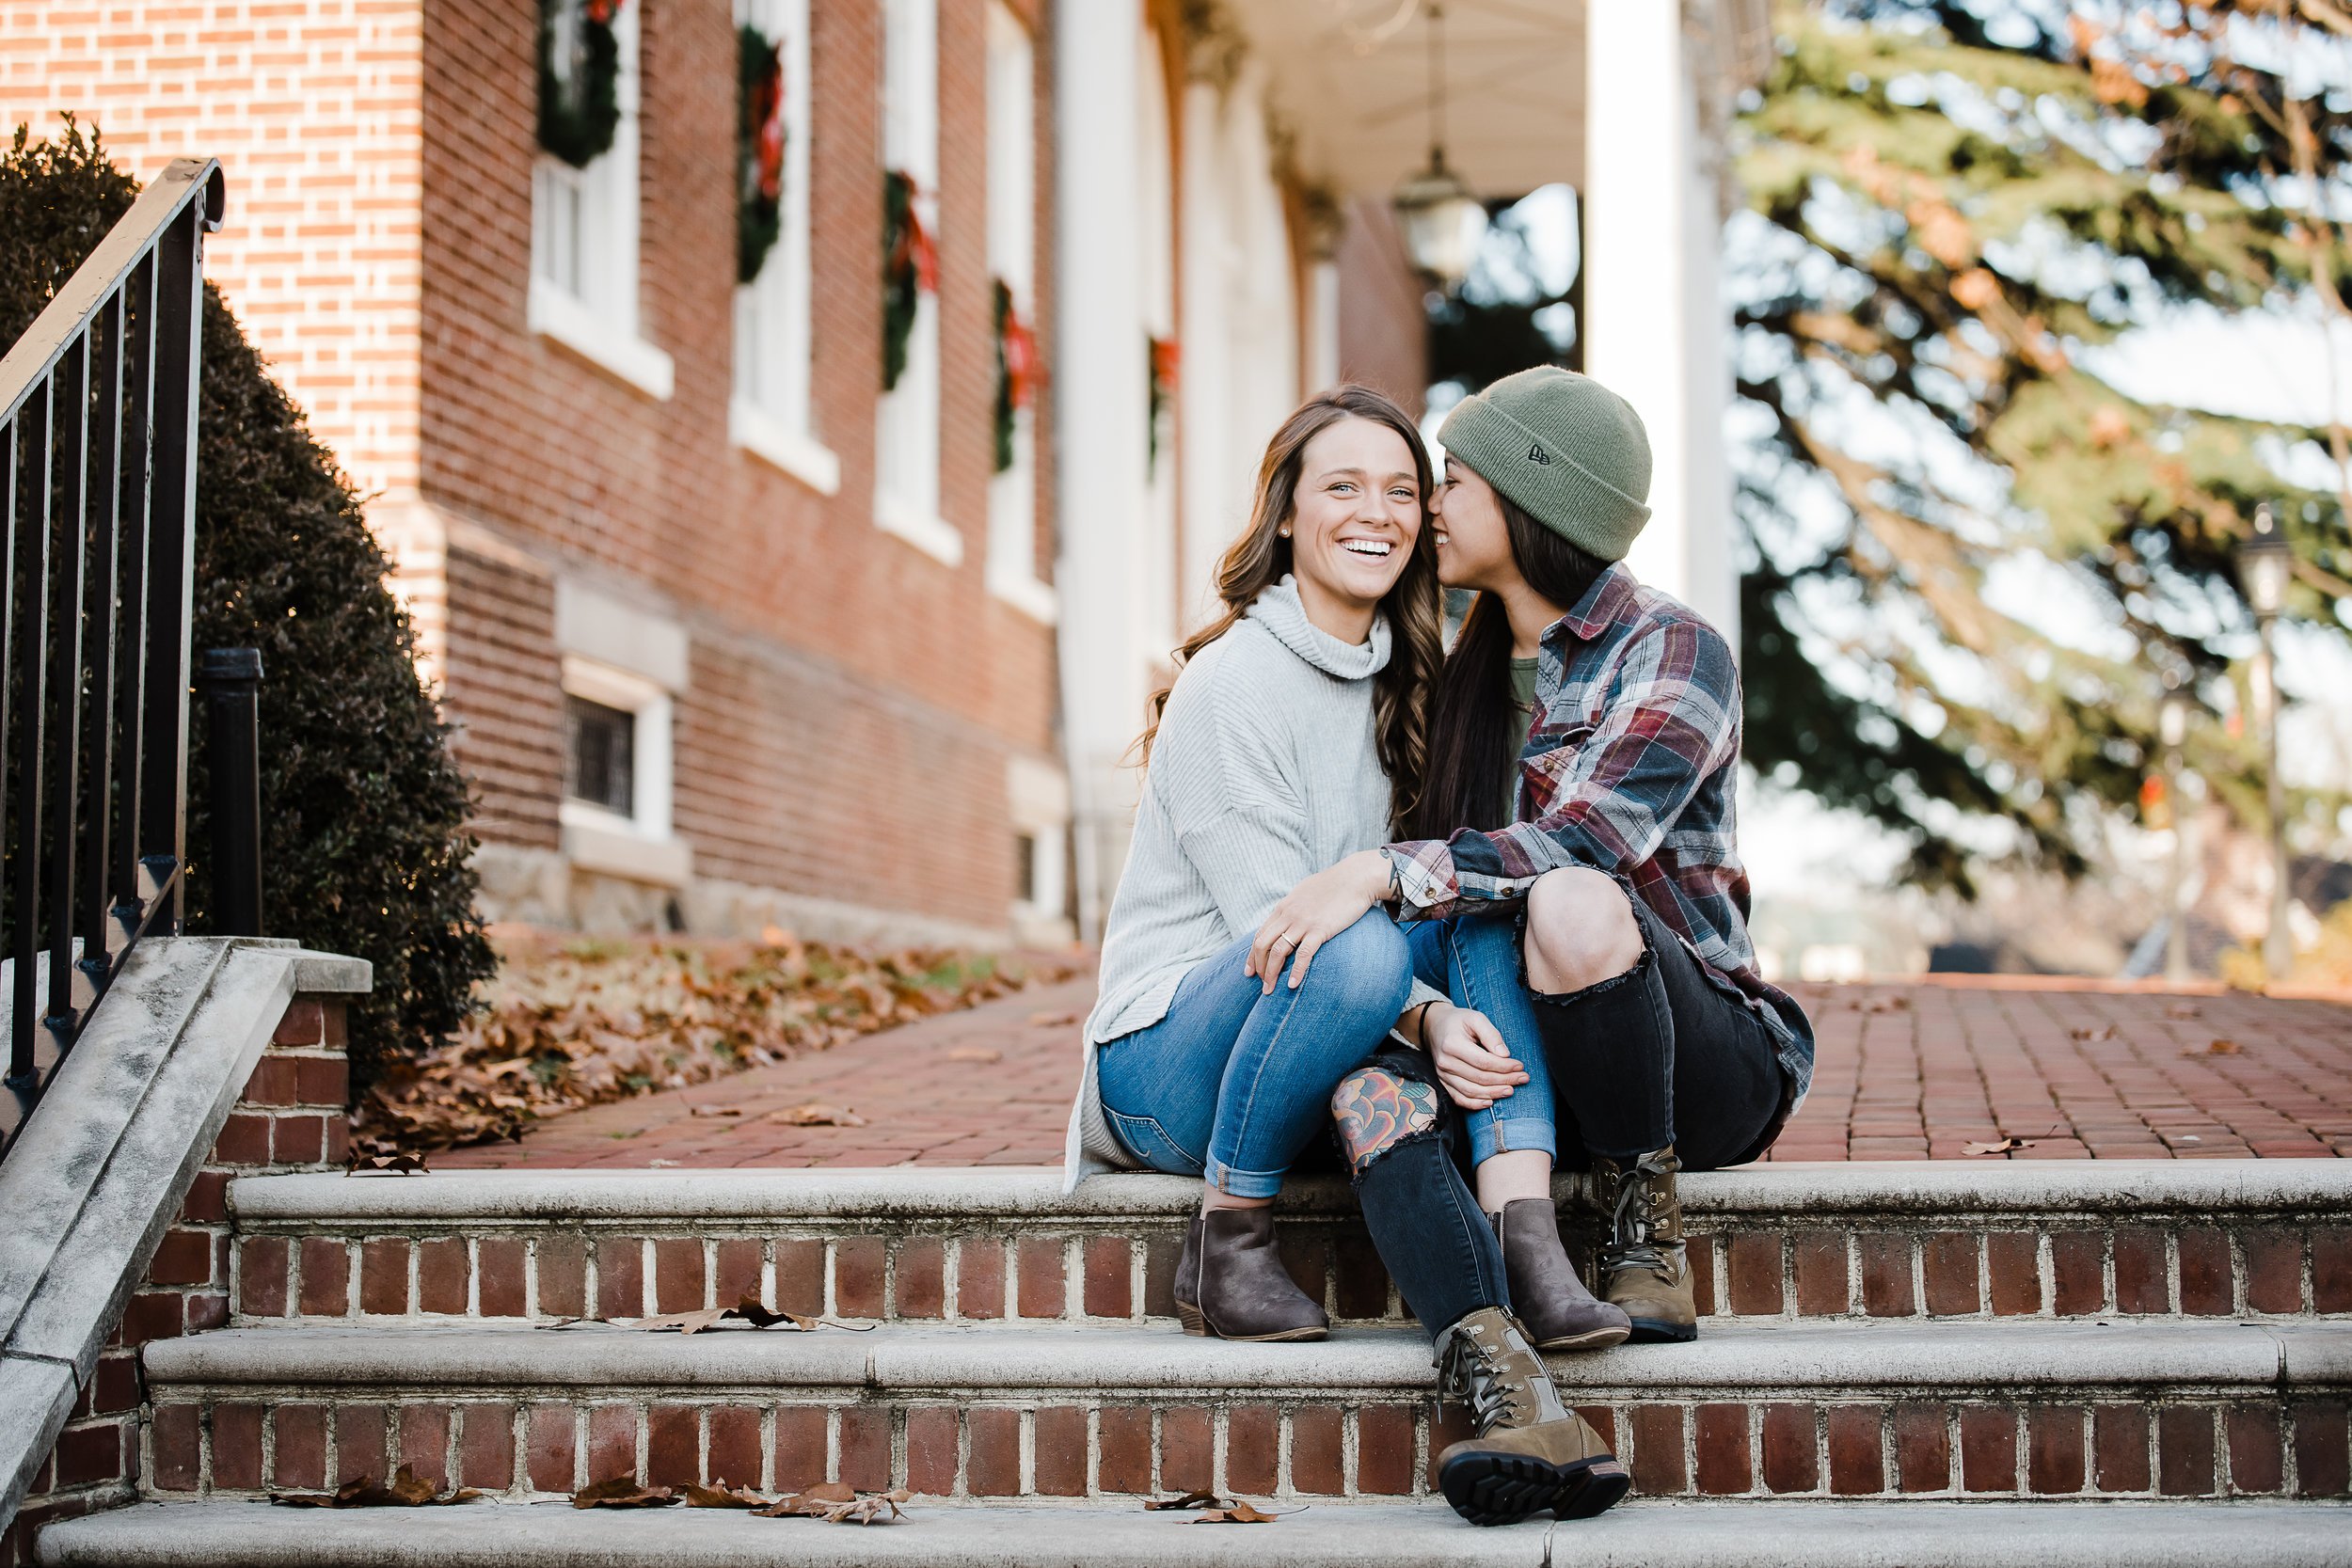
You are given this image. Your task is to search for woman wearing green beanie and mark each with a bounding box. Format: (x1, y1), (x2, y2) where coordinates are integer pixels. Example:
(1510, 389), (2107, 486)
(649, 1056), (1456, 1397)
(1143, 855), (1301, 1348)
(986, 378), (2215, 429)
(1252, 365), (1816, 1347)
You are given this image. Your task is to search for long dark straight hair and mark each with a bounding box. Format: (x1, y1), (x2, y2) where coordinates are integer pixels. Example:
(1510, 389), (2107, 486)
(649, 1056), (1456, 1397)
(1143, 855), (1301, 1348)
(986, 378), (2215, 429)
(1407, 493), (1609, 840)
(1138, 385), (1444, 832)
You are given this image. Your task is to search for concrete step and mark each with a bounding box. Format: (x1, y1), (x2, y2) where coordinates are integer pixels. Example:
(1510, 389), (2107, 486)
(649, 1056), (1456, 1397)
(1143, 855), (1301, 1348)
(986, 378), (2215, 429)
(136, 1319), (2352, 1504)
(37, 1498), (2352, 1567)
(225, 1162), (2352, 1330)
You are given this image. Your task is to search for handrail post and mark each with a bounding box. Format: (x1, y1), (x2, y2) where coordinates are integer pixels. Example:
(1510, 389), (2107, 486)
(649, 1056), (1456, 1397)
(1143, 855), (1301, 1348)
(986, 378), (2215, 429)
(198, 647), (263, 938)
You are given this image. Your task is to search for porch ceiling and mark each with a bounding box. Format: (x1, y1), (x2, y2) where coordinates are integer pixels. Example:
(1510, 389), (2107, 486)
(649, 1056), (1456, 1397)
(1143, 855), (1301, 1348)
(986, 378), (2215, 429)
(1242, 0), (1586, 203)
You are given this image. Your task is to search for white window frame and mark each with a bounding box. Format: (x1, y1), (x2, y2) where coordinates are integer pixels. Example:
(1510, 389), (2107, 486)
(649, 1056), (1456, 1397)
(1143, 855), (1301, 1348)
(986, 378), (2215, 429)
(560, 656), (691, 887)
(529, 0), (675, 401)
(984, 3), (1052, 621)
(731, 0), (839, 494)
(875, 0), (961, 565)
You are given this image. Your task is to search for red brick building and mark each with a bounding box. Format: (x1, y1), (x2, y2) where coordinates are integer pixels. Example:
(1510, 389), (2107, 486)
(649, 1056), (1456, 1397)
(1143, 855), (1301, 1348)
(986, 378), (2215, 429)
(5, 0), (1770, 948)
(4, 0), (1071, 946)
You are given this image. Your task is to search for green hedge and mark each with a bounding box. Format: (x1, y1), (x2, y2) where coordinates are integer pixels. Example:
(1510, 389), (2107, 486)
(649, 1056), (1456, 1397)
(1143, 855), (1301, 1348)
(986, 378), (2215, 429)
(0, 119), (494, 1092)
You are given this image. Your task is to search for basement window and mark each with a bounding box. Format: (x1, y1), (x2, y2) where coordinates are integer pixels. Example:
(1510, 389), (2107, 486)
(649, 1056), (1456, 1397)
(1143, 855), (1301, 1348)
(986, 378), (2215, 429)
(565, 696), (638, 819)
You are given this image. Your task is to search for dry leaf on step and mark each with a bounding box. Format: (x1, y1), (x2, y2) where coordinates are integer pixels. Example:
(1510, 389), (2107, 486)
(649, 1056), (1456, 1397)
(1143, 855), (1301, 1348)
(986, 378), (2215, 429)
(822, 1488), (911, 1525)
(946, 1047), (1003, 1063)
(633, 1293), (833, 1335)
(1146, 1489), (1226, 1511)
(1029, 1010), (1078, 1027)
(633, 1306), (732, 1335)
(2070, 1025), (2117, 1041)
(2164, 1003), (2202, 1020)
(684, 1482), (772, 1509)
(688, 1104), (744, 1117)
(343, 1151), (429, 1176)
(2200, 1037), (2241, 1054)
(1194, 1501), (1285, 1523)
(766, 1101), (867, 1127)
(571, 1476), (678, 1509)
(1963, 1137), (2027, 1156)
(754, 1481), (857, 1517)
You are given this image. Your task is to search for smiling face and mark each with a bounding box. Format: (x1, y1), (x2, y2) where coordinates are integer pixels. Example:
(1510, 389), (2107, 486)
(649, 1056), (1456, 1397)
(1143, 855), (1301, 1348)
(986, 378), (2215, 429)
(1430, 453), (1518, 592)
(1283, 415), (1424, 636)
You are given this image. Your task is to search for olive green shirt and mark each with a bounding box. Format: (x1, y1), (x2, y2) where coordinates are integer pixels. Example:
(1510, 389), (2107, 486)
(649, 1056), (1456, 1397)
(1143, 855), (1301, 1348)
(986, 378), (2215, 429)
(1505, 655), (1541, 819)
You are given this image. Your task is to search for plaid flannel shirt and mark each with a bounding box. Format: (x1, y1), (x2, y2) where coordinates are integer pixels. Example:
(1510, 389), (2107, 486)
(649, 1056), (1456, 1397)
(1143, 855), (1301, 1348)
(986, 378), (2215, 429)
(1386, 564), (1814, 1104)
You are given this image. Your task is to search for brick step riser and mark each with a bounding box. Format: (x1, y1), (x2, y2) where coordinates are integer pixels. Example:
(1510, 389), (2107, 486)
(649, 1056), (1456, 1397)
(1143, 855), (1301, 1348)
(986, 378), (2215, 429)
(140, 1389), (2352, 1505)
(230, 1217), (2352, 1329)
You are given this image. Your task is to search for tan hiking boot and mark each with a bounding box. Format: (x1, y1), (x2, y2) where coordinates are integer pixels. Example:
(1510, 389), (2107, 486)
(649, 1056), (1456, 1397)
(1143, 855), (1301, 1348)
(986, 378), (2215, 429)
(1490, 1199), (1631, 1352)
(1593, 1146), (1697, 1342)
(1431, 1306), (1629, 1526)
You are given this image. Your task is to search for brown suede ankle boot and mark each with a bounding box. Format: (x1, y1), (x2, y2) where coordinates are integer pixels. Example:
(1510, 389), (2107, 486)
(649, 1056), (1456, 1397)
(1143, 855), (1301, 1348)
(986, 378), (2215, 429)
(1172, 1206), (1327, 1342)
(1490, 1199), (1630, 1352)
(1431, 1306), (1629, 1525)
(1593, 1146), (1697, 1342)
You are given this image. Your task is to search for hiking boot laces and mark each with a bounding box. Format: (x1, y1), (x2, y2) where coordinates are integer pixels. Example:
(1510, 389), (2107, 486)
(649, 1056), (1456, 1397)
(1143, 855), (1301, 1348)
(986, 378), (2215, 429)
(1436, 1323), (1534, 1432)
(1606, 1158), (1677, 1283)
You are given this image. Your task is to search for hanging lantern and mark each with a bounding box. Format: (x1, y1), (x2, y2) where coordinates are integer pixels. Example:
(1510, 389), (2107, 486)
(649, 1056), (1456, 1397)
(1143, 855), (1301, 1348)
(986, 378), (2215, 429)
(1392, 3), (1487, 290)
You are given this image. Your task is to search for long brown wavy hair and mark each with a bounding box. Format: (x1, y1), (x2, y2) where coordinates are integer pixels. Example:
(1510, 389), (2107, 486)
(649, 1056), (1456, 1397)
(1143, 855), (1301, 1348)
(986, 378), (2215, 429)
(1139, 385), (1443, 832)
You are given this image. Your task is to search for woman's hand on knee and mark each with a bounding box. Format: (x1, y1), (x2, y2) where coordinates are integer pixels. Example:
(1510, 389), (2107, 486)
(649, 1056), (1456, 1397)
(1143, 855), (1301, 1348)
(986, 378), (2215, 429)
(1424, 1003), (1528, 1112)
(1247, 850), (1391, 994)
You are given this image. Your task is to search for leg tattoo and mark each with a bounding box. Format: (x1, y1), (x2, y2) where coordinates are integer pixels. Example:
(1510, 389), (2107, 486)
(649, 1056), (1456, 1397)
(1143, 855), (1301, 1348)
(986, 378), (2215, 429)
(1333, 1069), (1439, 1177)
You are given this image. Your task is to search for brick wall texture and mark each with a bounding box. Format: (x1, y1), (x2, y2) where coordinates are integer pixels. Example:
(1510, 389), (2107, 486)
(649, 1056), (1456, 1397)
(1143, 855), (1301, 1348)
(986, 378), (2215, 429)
(1, 996), (354, 1568)
(4, 0), (1062, 937)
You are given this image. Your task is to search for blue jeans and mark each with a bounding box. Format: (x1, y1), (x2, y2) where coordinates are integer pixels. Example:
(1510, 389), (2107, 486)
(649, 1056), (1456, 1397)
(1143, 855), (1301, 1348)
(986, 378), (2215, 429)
(1410, 898), (1792, 1170)
(1095, 911), (1413, 1198)
(1406, 912), (1556, 1166)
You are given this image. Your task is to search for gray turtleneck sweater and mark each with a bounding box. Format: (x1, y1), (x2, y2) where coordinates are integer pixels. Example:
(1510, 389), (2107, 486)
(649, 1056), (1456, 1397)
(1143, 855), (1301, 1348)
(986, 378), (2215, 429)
(1063, 576), (1444, 1190)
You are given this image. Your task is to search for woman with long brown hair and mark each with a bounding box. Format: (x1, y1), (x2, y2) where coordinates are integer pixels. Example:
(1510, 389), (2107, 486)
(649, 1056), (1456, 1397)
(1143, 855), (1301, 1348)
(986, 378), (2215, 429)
(1059, 385), (1445, 1344)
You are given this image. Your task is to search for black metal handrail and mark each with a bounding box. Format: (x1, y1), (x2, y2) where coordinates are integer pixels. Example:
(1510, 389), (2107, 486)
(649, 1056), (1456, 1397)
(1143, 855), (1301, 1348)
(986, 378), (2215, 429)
(0, 157), (223, 1158)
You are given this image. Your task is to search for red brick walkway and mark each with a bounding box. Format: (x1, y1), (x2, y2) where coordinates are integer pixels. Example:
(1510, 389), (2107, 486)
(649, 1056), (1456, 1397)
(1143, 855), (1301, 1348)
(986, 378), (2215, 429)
(436, 976), (2352, 1170)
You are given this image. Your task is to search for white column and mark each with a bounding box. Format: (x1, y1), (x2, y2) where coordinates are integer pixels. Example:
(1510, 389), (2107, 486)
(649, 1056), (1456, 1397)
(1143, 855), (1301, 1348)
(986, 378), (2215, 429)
(1055, 0), (1150, 941)
(1582, 5), (1737, 645)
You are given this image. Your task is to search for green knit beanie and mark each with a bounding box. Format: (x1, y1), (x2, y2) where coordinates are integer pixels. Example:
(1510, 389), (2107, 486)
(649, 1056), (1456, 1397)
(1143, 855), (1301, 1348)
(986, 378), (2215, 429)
(1438, 366), (1652, 561)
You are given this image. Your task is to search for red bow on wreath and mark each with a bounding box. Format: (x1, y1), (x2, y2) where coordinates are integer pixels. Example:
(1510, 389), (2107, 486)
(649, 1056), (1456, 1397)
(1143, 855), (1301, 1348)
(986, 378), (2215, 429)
(887, 172), (941, 294)
(1001, 297), (1040, 410)
(748, 49), (785, 201)
(583, 0), (624, 24)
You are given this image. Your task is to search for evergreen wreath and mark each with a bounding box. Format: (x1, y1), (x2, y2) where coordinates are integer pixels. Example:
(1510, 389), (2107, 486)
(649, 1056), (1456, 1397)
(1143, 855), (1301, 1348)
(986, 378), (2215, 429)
(737, 24), (786, 285)
(882, 167), (937, 391)
(537, 0), (626, 170)
(992, 278), (1039, 474)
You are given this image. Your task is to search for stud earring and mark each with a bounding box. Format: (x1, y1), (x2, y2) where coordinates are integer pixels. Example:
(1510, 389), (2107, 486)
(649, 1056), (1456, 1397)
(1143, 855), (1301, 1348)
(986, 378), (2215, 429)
(1279, 528), (1291, 538)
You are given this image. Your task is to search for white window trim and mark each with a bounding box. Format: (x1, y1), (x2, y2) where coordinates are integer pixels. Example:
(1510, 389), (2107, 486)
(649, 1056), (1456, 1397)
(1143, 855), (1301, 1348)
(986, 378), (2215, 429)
(530, 1), (674, 403)
(561, 657), (674, 839)
(732, 0), (836, 493)
(731, 396), (842, 494)
(984, 3), (1051, 621)
(876, 0), (958, 567)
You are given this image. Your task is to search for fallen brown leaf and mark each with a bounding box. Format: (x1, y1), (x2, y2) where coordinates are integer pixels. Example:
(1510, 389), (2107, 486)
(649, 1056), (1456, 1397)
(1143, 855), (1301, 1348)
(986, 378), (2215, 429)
(634, 1293), (835, 1335)
(767, 1102), (866, 1128)
(1195, 1501), (1284, 1523)
(572, 1476), (678, 1509)
(684, 1482), (772, 1509)
(1146, 1489), (1227, 1512)
(687, 1104), (744, 1117)
(823, 1488), (910, 1525)
(2201, 1037), (2242, 1054)
(274, 1466), (481, 1508)
(1963, 1137), (2028, 1156)
(344, 1151), (429, 1176)
(1029, 1010), (1078, 1027)
(754, 1481), (858, 1517)
(946, 1046), (1003, 1064)
(2071, 1025), (2118, 1041)
(2164, 1003), (2202, 1020)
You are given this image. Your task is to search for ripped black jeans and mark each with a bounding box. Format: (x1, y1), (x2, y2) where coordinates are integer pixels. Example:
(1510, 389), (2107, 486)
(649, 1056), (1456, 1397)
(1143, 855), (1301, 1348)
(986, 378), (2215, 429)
(1330, 1043), (1511, 1341)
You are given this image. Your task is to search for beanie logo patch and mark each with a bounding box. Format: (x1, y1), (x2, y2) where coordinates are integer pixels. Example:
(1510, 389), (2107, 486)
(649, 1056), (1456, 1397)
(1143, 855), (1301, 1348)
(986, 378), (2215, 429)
(1526, 443), (1551, 466)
